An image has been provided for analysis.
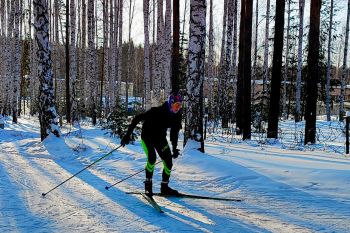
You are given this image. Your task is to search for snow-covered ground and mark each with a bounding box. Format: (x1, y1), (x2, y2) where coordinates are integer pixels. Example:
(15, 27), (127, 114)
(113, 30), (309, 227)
(1, 116), (350, 232)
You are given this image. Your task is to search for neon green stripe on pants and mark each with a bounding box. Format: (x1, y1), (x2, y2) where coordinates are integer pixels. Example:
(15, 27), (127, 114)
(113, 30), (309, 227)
(141, 139), (155, 173)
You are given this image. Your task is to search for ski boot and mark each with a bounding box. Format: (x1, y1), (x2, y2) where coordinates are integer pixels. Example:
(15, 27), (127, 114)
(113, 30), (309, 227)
(160, 181), (179, 196)
(144, 179), (153, 197)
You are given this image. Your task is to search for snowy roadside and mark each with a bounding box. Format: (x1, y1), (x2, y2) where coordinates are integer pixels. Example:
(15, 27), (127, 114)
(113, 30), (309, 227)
(1, 117), (350, 232)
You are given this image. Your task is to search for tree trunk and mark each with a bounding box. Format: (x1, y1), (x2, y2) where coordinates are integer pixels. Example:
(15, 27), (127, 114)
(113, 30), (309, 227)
(185, 0), (206, 152)
(325, 0), (333, 121)
(295, 0), (305, 122)
(65, 0), (71, 123)
(236, 0), (252, 139)
(304, 0), (321, 144)
(12, 0), (20, 123)
(34, 0), (60, 141)
(339, 0), (350, 121)
(164, 0), (172, 95)
(144, 0), (151, 110)
(172, 0), (180, 93)
(267, 0), (286, 139)
(70, 0), (78, 123)
(282, 0), (291, 120)
(262, 0), (270, 115)
(208, 0), (214, 119)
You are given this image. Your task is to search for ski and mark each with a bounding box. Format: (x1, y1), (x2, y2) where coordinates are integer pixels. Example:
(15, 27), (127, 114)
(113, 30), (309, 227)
(127, 191), (242, 202)
(138, 192), (164, 213)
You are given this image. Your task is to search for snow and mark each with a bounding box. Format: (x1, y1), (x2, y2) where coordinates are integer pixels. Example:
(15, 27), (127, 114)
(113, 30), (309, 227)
(1, 116), (350, 232)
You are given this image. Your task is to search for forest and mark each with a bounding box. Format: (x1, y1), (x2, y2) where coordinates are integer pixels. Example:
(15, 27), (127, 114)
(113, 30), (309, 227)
(0, 0), (349, 149)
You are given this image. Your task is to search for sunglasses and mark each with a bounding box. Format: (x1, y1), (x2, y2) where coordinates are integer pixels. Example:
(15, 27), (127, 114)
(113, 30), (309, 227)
(170, 102), (182, 113)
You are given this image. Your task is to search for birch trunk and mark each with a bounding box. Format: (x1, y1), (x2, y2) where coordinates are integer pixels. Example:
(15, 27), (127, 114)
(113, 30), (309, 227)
(33, 0), (60, 140)
(70, 0), (78, 123)
(144, 0), (151, 110)
(252, 0), (258, 99)
(208, 0), (214, 119)
(185, 0), (206, 152)
(339, 0), (350, 121)
(262, 0), (270, 105)
(221, 0), (234, 127)
(231, 0), (238, 122)
(12, 0), (20, 123)
(154, 0), (164, 105)
(117, 0), (123, 99)
(295, 0), (305, 122)
(283, 0), (291, 120)
(326, 0), (333, 121)
(164, 0), (172, 95)
(108, 0), (115, 108)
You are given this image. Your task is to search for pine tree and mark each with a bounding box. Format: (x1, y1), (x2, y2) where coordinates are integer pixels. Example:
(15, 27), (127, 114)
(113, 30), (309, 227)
(304, 0), (321, 144)
(267, 0), (286, 139)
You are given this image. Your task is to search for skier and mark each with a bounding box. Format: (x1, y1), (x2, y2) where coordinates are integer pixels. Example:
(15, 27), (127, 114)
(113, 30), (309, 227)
(121, 93), (183, 197)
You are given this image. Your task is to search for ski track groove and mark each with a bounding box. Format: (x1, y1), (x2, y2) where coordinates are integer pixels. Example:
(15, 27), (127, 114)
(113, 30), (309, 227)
(1, 134), (349, 232)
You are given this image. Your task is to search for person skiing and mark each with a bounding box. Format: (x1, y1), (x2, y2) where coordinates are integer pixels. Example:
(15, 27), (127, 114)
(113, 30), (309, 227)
(120, 93), (183, 197)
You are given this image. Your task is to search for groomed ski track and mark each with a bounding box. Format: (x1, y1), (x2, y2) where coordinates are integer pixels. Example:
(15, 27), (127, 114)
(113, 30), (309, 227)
(1, 120), (350, 232)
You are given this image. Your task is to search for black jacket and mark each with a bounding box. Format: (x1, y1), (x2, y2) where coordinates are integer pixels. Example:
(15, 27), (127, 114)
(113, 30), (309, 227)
(126, 102), (182, 149)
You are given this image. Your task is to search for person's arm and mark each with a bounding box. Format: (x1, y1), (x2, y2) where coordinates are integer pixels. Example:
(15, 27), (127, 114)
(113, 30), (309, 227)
(121, 111), (148, 146)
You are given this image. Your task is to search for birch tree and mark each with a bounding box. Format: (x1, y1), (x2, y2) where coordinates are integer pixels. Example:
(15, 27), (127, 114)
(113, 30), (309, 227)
(144, 0), (151, 109)
(154, 0), (164, 105)
(262, 0), (271, 113)
(12, 0), (21, 123)
(304, 0), (321, 144)
(339, 0), (350, 121)
(164, 0), (172, 95)
(70, 0), (78, 123)
(295, 0), (305, 122)
(117, 0), (123, 97)
(33, 0), (60, 140)
(325, 0), (333, 121)
(185, 0), (206, 152)
(208, 0), (214, 119)
(252, 0), (258, 99)
(282, 0), (291, 119)
(221, 0), (234, 127)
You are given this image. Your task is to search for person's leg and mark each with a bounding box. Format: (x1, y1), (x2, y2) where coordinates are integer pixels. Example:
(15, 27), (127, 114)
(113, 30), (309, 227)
(141, 137), (156, 195)
(155, 138), (178, 195)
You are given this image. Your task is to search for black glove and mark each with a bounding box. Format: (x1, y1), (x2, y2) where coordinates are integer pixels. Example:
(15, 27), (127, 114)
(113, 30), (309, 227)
(120, 134), (131, 147)
(172, 149), (180, 159)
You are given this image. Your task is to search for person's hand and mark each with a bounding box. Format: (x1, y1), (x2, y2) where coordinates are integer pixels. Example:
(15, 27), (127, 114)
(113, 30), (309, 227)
(120, 134), (130, 147)
(172, 149), (180, 159)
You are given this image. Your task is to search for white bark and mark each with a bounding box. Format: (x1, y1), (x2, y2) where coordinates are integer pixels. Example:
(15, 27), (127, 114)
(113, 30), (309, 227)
(144, 0), (151, 110)
(283, 0), (291, 120)
(208, 0), (214, 118)
(262, 0), (270, 99)
(296, 0), (305, 121)
(12, 0), (20, 122)
(326, 0), (333, 121)
(252, 0), (258, 99)
(340, 0), (350, 120)
(33, 0), (60, 140)
(186, 0), (206, 148)
(70, 0), (78, 123)
(154, 0), (164, 105)
(117, 0), (123, 98)
(164, 0), (172, 95)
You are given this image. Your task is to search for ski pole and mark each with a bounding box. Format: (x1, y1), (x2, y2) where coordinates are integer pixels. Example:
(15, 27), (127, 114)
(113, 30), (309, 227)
(105, 160), (162, 190)
(42, 144), (123, 197)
